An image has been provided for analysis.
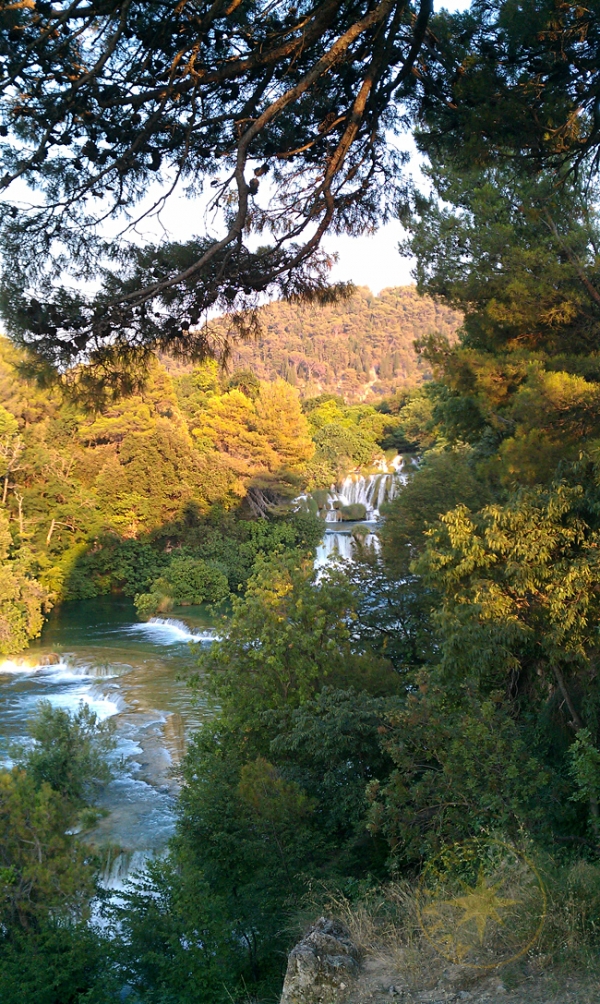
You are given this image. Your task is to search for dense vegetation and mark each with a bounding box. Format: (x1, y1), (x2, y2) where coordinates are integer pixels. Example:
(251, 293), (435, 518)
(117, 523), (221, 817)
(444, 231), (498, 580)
(3, 1), (600, 1002)
(0, 337), (411, 652)
(209, 286), (460, 400)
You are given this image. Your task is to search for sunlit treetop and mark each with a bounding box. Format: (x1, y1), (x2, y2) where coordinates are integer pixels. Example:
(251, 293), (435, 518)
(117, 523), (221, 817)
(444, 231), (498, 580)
(0, 0), (432, 395)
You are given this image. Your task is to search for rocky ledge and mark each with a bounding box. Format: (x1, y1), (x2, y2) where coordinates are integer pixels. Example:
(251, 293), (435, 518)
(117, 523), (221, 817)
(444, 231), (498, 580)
(280, 918), (598, 1004)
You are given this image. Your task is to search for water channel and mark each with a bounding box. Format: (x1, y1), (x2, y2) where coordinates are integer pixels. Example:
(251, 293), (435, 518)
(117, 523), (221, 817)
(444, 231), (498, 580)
(0, 598), (216, 881)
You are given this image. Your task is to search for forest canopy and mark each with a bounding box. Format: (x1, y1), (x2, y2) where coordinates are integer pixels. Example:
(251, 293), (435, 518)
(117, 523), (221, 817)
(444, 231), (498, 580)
(4, 2), (600, 1002)
(208, 285), (461, 399)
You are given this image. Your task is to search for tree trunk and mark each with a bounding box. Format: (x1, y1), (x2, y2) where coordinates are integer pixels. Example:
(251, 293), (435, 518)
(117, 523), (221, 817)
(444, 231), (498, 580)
(46, 518), (56, 547)
(15, 493), (24, 537)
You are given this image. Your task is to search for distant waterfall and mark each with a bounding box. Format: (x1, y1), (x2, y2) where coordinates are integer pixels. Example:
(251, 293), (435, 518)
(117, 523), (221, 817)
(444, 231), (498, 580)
(314, 528), (380, 571)
(322, 454), (407, 522)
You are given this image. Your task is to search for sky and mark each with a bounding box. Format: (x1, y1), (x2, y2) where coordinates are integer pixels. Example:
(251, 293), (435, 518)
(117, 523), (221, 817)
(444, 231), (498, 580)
(2, 0), (471, 301)
(117, 1), (473, 297)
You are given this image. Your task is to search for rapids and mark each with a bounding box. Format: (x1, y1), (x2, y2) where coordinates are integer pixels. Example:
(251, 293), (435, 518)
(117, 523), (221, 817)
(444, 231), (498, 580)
(0, 598), (215, 862)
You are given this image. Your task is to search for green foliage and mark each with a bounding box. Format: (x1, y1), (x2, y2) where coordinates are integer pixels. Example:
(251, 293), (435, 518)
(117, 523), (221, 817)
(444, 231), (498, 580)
(269, 687), (395, 848)
(135, 555), (230, 615)
(340, 503), (367, 521)
(312, 422), (376, 471)
(0, 702), (117, 1002)
(216, 286), (460, 400)
(0, 769), (95, 930)
(568, 730), (600, 809)
(162, 555), (402, 991)
(0, 921), (114, 1004)
(368, 687), (550, 866)
(107, 859), (238, 1004)
(0, 510), (51, 655)
(382, 447), (489, 577)
(173, 729), (321, 995)
(417, 481), (600, 699)
(0, 341), (331, 635)
(199, 552), (393, 725)
(410, 1), (600, 174)
(16, 701), (115, 809)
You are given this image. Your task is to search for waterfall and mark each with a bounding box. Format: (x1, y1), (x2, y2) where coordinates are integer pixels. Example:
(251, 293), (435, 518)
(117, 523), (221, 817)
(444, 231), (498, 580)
(322, 454), (407, 522)
(126, 618), (218, 645)
(294, 454), (410, 572)
(100, 849), (154, 892)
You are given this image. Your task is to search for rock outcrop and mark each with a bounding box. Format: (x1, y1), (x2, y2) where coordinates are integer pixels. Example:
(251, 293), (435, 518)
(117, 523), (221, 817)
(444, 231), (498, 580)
(280, 919), (599, 1004)
(280, 917), (360, 1004)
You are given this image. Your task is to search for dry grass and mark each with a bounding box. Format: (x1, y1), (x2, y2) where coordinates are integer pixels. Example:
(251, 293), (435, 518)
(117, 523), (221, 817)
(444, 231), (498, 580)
(301, 856), (600, 999)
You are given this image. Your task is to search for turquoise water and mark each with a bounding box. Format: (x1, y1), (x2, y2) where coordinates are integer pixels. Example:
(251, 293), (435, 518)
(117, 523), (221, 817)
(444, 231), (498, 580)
(0, 597), (216, 856)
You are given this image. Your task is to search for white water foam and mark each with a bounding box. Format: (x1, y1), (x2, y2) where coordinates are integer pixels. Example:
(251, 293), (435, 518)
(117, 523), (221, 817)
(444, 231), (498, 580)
(0, 656), (120, 684)
(100, 849), (154, 892)
(295, 454), (408, 524)
(315, 530), (380, 571)
(324, 455), (407, 522)
(126, 617), (217, 646)
(0, 658), (42, 676)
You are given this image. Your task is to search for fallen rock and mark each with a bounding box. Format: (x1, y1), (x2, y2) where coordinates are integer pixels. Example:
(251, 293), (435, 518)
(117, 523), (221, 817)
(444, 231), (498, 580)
(280, 917), (360, 1003)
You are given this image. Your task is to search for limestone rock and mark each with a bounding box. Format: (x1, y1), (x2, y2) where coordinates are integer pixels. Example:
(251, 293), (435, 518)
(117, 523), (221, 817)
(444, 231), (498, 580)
(280, 917), (360, 1004)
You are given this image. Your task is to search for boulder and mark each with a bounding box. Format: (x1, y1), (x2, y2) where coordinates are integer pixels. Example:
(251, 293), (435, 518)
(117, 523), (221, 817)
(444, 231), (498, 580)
(280, 917), (360, 1004)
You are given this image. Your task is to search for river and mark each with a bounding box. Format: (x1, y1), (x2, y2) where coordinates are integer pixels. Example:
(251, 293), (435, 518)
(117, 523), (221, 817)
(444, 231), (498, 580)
(0, 463), (407, 881)
(0, 597), (216, 881)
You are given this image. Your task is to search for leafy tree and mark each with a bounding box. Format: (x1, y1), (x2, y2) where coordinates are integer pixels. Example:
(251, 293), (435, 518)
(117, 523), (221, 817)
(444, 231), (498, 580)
(270, 687), (395, 851)
(416, 481), (600, 706)
(382, 446), (490, 576)
(173, 729), (319, 993)
(107, 859), (237, 1004)
(135, 555), (230, 616)
(368, 687), (550, 865)
(254, 380), (314, 470)
(168, 554), (401, 993)
(0, 1), (433, 386)
(15, 701), (115, 810)
(0, 702), (117, 1003)
(409, 0), (600, 173)
(405, 164), (600, 358)
(0, 509), (51, 654)
(197, 551), (394, 727)
(0, 769), (94, 931)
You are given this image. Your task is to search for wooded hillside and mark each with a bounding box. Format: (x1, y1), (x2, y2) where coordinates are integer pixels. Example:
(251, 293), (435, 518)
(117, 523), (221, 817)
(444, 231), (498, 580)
(210, 286), (461, 401)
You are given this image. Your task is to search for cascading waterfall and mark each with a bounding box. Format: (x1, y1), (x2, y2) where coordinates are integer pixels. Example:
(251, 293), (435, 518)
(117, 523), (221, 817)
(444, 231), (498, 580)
(312, 455), (408, 569)
(321, 454), (406, 522)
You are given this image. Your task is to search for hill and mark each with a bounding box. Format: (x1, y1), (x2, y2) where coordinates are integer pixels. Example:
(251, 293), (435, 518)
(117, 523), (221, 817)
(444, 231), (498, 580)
(210, 286), (462, 401)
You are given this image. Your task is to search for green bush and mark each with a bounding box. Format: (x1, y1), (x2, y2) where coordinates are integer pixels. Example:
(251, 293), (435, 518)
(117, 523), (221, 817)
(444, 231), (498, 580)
(135, 555), (230, 615)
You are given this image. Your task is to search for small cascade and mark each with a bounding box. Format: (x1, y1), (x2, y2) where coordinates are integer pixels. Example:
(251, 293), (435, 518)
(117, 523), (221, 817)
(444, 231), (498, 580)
(126, 617), (218, 646)
(315, 528), (381, 572)
(306, 456), (408, 572)
(315, 531), (355, 568)
(45, 685), (125, 721)
(0, 654), (121, 682)
(100, 849), (154, 892)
